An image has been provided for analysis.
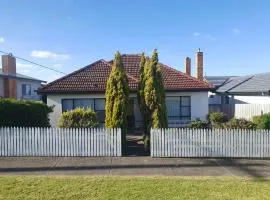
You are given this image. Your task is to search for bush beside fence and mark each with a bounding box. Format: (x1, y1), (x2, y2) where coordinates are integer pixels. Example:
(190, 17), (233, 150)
(0, 99), (53, 127)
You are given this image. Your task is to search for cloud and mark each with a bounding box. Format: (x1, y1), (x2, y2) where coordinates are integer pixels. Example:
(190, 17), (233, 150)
(193, 32), (201, 37)
(0, 37), (4, 43)
(232, 28), (241, 35)
(30, 50), (70, 60)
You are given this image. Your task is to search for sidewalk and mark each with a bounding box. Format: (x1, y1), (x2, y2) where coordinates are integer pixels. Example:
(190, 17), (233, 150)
(1, 157), (270, 178)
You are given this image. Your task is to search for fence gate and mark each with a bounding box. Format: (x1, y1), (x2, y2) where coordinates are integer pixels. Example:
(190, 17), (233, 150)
(0, 127), (122, 157)
(151, 128), (270, 158)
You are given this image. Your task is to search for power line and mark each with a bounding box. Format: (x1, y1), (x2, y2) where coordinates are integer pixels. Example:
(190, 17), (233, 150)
(0, 50), (67, 75)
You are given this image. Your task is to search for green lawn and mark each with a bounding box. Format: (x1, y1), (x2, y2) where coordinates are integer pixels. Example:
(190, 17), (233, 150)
(1, 176), (270, 200)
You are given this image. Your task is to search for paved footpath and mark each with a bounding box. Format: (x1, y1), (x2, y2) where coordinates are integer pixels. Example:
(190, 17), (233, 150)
(1, 157), (270, 178)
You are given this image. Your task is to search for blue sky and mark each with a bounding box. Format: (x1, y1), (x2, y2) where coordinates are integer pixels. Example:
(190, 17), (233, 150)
(0, 0), (269, 82)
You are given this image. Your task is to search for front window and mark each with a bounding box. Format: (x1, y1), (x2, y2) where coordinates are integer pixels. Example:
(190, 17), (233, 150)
(22, 84), (31, 96)
(62, 98), (105, 123)
(166, 96), (191, 121)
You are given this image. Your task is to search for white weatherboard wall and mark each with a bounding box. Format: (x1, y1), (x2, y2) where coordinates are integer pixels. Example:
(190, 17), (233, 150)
(47, 91), (209, 127)
(234, 96), (270, 104)
(47, 94), (105, 127)
(166, 91), (209, 120)
(16, 79), (42, 100)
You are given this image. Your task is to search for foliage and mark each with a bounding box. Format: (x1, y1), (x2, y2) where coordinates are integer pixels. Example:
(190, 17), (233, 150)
(188, 120), (209, 129)
(137, 50), (168, 147)
(209, 112), (229, 128)
(58, 108), (98, 128)
(105, 51), (129, 141)
(0, 98), (53, 127)
(253, 113), (270, 129)
(137, 53), (150, 135)
(1, 177), (270, 200)
(153, 49), (168, 128)
(225, 118), (256, 129)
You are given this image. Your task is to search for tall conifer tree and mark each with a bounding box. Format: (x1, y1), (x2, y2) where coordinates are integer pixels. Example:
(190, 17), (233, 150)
(138, 49), (168, 142)
(105, 51), (129, 139)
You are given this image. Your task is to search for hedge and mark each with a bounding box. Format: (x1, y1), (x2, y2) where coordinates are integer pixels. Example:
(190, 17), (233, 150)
(0, 98), (53, 127)
(58, 108), (98, 128)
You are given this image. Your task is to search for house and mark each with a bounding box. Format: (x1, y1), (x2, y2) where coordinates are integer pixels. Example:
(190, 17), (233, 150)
(38, 50), (213, 127)
(0, 54), (46, 100)
(205, 73), (270, 118)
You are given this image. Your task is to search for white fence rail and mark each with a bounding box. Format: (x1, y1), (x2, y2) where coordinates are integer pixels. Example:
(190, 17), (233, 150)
(151, 129), (270, 158)
(235, 104), (270, 120)
(0, 127), (121, 157)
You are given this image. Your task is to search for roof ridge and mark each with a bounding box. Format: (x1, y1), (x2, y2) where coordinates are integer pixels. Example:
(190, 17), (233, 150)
(160, 62), (213, 88)
(40, 59), (104, 90)
(226, 75), (254, 92)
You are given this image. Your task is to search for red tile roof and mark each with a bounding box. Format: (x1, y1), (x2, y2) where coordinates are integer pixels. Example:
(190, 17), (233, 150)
(38, 54), (213, 94)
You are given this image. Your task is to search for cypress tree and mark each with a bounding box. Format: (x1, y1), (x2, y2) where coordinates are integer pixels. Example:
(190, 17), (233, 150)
(151, 49), (168, 128)
(105, 51), (129, 140)
(137, 53), (149, 135)
(140, 49), (168, 132)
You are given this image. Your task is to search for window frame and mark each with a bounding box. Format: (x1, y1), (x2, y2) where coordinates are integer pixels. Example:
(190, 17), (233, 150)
(166, 96), (191, 120)
(61, 98), (105, 113)
(22, 84), (31, 96)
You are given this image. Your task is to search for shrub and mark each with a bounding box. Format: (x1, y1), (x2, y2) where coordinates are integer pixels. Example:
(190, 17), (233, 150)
(188, 120), (209, 129)
(209, 112), (229, 128)
(253, 113), (270, 129)
(0, 98), (53, 127)
(58, 108), (98, 128)
(225, 118), (256, 129)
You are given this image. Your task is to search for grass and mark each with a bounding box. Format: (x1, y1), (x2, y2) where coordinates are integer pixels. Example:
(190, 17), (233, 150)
(1, 176), (270, 200)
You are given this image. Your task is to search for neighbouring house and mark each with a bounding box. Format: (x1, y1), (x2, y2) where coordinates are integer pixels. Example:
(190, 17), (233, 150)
(38, 50), (213, 127)
(0, 55), (46, 100)
(205, 73), (270, 119)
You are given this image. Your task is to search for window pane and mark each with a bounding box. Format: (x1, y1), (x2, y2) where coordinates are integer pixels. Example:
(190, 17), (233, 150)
(22, 85), (26, 96)
(181, 106), (191, 117)
(181, 97), (190, 106)
(95, 99), (105, 111)
(22, 84), (31, 95)
(74, 99), (94, 109)
(166, 97), (180, 117)
(62, 100), (73, 112)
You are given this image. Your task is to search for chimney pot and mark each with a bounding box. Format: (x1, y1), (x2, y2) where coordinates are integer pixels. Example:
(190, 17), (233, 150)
(196, 49), (203, 81)
(184, 57), (191, 76)
(2, 55), (17, 98)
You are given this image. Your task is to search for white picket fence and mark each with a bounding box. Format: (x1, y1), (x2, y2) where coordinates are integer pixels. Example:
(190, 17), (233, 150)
(0, 127), (121, 157)
(151, 129), (270, 158)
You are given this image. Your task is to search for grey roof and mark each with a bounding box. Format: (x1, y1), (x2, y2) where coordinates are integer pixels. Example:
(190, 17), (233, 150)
(204, 76), (236, 87)
(214, 73), (270, 94)
(0, 69), (46, 83)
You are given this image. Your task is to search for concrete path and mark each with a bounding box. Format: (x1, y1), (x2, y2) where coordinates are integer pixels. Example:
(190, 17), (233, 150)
(1, 157), (270, 178)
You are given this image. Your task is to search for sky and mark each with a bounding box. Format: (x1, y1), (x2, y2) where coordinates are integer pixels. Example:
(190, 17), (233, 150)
(0, 0), (270, 82)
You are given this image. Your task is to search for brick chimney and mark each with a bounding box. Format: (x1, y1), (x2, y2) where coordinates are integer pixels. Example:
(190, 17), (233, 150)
(2, 54), (17, 98)
(184, 57), (191, 76)
(196, 48), (203, 81)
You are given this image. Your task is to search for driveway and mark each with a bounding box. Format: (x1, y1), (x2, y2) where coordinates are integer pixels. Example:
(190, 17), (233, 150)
(1, 157), (270, 179)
